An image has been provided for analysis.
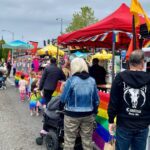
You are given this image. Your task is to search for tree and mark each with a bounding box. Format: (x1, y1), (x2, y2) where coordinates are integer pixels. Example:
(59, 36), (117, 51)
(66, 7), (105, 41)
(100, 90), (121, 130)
(0, 39), (5, 59)
(66, 6), (98, 32)
(0, 40), (10, 61)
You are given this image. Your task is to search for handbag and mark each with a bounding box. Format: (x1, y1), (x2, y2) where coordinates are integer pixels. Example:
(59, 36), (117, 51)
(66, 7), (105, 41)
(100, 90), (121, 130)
(104, 138), (115, 150)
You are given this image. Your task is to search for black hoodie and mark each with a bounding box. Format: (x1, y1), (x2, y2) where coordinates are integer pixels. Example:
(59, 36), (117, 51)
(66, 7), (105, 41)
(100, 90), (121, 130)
(108, 70), (150, 130)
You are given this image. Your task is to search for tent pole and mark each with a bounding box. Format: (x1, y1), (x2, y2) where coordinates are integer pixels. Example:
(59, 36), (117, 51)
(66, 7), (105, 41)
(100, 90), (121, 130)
(12, 49), (14, 65)
(56, 45), (59, 66)
(132, 15), (137, 50)
(112, 31), (115, 82)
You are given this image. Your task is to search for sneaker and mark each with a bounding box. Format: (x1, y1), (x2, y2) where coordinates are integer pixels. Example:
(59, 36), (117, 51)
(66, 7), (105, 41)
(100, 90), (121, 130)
(40, 129), (48, 135)
(36, 112), (39, 116)
(30, 112), (33, 116)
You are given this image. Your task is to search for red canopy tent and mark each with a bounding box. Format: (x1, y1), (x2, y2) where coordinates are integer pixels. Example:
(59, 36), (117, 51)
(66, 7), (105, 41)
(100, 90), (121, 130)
(58, 3), (146, 80)
(60, 31), (132, 49)
(58, 3), (145, 47)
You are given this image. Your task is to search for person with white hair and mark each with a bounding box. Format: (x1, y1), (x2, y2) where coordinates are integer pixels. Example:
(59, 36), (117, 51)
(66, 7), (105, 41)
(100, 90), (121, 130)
(61, 57), (99, 150)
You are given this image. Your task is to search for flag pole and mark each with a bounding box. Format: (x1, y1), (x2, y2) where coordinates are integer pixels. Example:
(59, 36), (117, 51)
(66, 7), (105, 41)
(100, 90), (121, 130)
(132, 15), (137, 50)
(56, 45), (59, 66)
(112, 30), (115, 81)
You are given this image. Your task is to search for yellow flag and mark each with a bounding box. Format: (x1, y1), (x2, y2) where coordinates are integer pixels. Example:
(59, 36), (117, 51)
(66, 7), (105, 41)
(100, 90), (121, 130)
(130, 0), (150, 31)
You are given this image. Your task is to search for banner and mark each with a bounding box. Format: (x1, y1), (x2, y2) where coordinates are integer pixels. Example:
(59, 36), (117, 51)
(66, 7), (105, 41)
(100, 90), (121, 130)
(130, 0), (150, 31)
(7, 50), (11, 61)
(29, 41), (38, 54)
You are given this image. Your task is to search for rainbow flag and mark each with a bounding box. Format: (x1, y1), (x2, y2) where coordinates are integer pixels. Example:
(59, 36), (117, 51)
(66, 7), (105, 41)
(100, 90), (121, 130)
(144, 41), (150, 48)
(113, 32), (119, 43)
(93, 91), (114, 150)
(52, 81), (63, 96)
(15, 71), (29, 88)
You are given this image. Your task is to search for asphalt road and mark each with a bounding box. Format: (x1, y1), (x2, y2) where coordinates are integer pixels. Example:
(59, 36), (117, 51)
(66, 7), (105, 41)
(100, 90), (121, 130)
(1, 79), (149, 150)
(0, 81), (46, 150)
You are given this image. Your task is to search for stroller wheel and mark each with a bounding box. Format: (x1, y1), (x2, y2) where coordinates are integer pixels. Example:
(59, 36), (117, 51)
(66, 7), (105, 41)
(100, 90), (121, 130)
(45, 129), (58, 150)
(36, 136), (44, 145)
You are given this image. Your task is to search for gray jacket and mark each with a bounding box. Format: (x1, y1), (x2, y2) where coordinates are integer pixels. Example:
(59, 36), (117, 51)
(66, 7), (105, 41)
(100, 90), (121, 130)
(45, 96), (61, 120)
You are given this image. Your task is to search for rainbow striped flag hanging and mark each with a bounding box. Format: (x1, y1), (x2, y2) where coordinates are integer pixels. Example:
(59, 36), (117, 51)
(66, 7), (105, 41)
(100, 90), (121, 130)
(93, 91), (114, 150)
(113, 32), (119, 43)
(144, 41), (150, 48)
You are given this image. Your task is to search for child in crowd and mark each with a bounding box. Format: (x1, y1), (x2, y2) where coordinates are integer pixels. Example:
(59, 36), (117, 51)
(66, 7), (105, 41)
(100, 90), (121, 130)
(29, 79), (41, 116)
(36, 70), (42, 85)
(19, 74), (27, 101)
(28, 72), (36, 99)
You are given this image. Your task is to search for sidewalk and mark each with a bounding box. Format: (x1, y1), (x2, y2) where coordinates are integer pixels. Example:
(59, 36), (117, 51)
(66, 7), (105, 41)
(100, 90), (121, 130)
(0, 81), (45, 150)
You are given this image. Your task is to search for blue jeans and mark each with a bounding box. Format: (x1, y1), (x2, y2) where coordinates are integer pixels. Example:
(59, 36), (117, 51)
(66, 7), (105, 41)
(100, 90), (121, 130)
(116, 126), (149, 150)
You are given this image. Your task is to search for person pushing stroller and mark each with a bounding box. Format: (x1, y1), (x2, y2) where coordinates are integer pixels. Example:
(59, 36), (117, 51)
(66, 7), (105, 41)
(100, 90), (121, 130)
(0, 63), (7, 89)
(36, 58), (99, 150)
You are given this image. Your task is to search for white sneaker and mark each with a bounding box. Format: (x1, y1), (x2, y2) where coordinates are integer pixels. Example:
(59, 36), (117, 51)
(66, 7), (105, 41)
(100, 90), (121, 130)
(36, 112), (39, 116)
(30, 112), (33, 116)
(40, 130), (48, 135)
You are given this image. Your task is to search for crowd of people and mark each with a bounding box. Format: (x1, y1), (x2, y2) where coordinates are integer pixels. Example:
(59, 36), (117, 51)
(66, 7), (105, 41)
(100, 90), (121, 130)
(0, 49), (150, 150)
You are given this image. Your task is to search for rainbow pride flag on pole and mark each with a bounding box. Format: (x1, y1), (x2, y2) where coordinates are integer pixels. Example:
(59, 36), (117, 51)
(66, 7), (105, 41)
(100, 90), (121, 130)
(113, 32), (119, 43)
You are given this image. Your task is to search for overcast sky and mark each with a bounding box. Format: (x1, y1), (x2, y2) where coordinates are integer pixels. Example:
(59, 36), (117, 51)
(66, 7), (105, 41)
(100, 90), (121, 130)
(0, 0), (150, 47)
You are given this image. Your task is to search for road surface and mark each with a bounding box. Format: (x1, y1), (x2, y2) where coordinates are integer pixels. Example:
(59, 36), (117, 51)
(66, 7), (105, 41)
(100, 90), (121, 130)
(0, 81), (46, 150)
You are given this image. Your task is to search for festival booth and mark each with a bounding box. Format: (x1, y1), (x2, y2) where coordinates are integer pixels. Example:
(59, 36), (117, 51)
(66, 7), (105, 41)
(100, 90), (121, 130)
(58, 3), (144, 47)
(2, 40), (35, 90)
(58, 3), (146, 150)
(37, 44), (64, 57)
(58, 3), (145, 81)
(2, 40), (33, 63)
(3, 40), (34, 83)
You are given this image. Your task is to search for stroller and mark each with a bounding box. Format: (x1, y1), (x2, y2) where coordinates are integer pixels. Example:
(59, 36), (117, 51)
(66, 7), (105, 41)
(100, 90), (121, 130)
(0, 69), (6, 90)
(36, 96), (86, 150)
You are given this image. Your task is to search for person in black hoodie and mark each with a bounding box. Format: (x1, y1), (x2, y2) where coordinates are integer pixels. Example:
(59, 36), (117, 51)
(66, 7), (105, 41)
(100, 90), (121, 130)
(108, 50), (150, 150)
(39, 57), (66, 106)
(89, 58), (106, 90)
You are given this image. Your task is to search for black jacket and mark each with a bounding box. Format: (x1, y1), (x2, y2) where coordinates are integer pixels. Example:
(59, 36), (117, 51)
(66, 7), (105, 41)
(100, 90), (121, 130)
(39, 64), (66, 91)
(108, 70), (150, 130)
(89, 64), (106, 84)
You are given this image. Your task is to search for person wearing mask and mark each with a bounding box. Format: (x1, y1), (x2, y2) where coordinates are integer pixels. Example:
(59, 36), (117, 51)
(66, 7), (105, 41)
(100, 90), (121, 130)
(108, 50), (150, 150)
(61, 57), (99, 150)
(39, 57), (66, 106)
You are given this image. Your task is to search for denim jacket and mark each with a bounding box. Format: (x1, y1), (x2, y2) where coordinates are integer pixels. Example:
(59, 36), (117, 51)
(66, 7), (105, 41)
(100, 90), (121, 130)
(60, 76), (99, 113)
